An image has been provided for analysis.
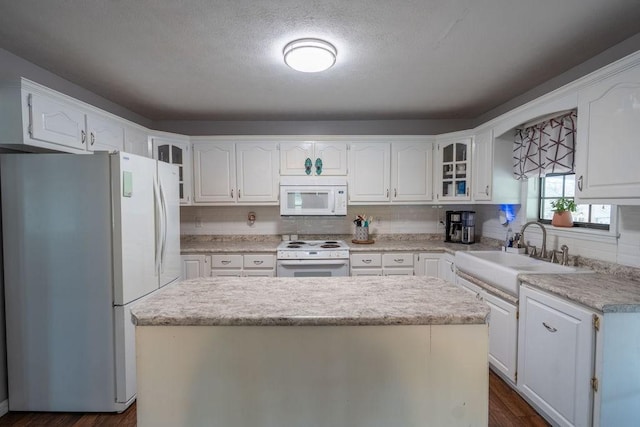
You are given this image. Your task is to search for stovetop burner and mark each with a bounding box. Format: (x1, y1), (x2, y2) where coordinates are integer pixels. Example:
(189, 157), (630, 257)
(321, 244), (340, 248)
(287, 245), (302, 248)
(289, 241), (306, 245)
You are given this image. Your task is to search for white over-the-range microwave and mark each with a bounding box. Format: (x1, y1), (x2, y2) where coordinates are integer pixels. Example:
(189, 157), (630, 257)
(279, 176), (347, 216)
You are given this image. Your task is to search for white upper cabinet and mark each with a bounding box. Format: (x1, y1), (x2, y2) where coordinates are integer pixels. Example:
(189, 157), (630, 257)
(236, 142), (279, 203)
(280, 141), (347, 176)
(575, 62), (640, 204)
(391, 141), (433, 202)
(0, 78), (130, 154)
(152, 135), (192, 204)
(435, 136), (471, 202)
(193, 142), (235, 203)
(86, 113), (124, 152)
(349, 138), (434, 204)
(193, 139), (279, 205)
(472, 128), (521, 204)
(28, 92), (87, 150)
(348, 142), (391, 203)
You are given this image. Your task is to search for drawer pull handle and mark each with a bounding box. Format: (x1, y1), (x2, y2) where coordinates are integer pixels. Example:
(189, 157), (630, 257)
(542, 322), (557, 333)
(253, 260), (263, 265)
(485, 185), (489, 196)
(577, 175), (583, 192)
(394, 259), (404, 263)
(221, 260), (231, 265)
(362, 259), (372, 264)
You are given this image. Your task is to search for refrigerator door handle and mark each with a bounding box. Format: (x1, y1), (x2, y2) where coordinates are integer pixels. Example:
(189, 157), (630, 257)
(153, 179), (162, 275)
(159, 180), (168, 272)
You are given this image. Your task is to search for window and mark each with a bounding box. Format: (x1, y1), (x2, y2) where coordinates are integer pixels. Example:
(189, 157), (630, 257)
(539, 173), (610, 230)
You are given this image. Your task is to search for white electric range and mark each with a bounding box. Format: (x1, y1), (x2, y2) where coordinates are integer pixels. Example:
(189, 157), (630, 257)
(276, 240), (350, 277)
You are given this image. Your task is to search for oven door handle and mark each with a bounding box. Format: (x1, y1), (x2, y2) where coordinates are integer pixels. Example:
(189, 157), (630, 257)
(278, 260), (349, 266)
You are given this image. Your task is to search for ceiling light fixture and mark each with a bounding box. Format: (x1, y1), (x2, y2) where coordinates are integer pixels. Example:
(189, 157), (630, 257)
(283, 38), (337, 73)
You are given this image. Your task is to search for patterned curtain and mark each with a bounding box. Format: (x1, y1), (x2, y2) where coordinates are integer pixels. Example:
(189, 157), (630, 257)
(513, 110), (577, 180)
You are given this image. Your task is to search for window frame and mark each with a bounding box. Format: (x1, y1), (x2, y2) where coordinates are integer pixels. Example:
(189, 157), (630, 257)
(538, 173), (610, 231)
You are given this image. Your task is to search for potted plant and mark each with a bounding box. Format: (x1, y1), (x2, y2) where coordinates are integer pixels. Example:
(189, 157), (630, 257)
(550, 197), (577, 227)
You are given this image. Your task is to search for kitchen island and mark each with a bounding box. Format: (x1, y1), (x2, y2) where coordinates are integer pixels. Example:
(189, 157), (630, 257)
(131, 276), (490, 427)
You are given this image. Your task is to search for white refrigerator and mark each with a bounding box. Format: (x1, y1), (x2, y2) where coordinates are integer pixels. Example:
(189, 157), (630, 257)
(1, 151), (180, 412)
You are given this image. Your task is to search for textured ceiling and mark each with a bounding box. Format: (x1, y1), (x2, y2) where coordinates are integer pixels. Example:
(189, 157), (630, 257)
(1, 0), (640, 121)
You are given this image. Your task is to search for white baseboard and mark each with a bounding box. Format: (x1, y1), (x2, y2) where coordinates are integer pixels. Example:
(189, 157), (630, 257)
(0, 399), (8, 417)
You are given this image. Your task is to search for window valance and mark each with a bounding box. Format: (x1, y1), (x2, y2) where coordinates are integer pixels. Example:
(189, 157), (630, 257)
(513, 110), (577, 180)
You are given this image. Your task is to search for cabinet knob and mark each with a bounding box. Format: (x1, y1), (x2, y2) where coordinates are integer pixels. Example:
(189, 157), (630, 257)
(238, 189), (241, 199)
(81, 130), (86, 144)
(542, 322), (558, 333)
(577, 175), (583, 192)
(221, 260), (231, 265)
(485, 185), (489, 196)
(230, 189), (234, 198)
(386, 189), (389, 198)
(394, 259), (404, 263)
(90, 132), (95, 146)
(253, 260), (263, 265)
(363, 259), (372, 264)
(394, 188), (397, 197)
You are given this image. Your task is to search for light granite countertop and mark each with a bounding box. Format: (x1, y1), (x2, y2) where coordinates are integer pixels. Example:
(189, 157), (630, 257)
(519, 273), (640, 313)
(131, 276), (490, 326)
(180, 234), (499, 254)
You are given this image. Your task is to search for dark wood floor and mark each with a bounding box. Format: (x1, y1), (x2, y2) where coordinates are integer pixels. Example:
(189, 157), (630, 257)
(0, 371), (548, 426)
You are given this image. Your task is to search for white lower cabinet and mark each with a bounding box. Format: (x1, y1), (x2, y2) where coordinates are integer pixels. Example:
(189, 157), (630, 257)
(243, 254), (276, 277)
(414, 253), (440, 277)
(382, 253), (414, 276)
(457, 275), (517, 384)
(350, 253), (383, 276)
(439, 253), (456, 282)
(518, 285), (595, 427)
(181, 255), (211, 280)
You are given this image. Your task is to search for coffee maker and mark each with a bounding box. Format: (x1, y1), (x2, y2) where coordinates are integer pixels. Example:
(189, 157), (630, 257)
(445, 210), (475, 244)
(461, 211), (476, 244)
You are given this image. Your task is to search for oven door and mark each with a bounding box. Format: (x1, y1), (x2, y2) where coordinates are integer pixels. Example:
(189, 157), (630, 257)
(276, 259), (349, 277)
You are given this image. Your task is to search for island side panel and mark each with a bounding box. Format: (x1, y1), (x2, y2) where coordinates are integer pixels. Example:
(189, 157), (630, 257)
(136, 325), (488, 427)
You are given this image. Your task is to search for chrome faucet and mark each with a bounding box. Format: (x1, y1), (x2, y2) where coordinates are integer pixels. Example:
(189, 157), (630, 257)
(519, 221), (547, 259)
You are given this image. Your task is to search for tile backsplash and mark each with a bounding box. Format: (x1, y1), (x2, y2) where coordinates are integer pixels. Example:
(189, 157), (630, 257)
(181, 205), (457, 237)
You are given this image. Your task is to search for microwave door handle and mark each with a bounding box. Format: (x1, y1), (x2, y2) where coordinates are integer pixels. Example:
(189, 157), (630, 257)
(329, 190), (335, 213)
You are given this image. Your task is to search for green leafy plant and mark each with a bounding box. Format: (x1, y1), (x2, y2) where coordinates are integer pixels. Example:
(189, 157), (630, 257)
(551, 197), (577, 213)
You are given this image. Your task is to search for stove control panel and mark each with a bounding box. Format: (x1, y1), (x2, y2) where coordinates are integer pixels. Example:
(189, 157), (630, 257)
(277, 250), (349, 259)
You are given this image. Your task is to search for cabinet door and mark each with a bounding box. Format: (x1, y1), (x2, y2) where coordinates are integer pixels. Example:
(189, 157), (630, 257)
(472, 129), (493, 201)
(314, 141), (348, 175)
(193, 142), (236, 203)
(124, 126), (150, 158)
(28, 93), (86, 151)
(279, 142), (314, 175)
(87, 114), (124, 152)
(482, 292), (517, 384)
(236, 142), (279, 203)
(518, 286), (595, 427)
(348, 142), (391, 203)
(153, 138), (192, 204)
(436, 138), (471, 201)
(438, 255), (456, 282)
(181, 255), (210, 279)
(576, 65), (640, 202)
(391, 142), (433, 202)
(414, 253), (440, 277)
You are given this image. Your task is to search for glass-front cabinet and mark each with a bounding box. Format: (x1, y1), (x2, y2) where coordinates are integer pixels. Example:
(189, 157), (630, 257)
(152, 136), (192, 204)
(437, 137), (471, 201)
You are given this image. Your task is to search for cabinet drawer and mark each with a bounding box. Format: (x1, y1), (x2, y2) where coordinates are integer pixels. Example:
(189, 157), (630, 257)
(350, 253), (382, 267)
(210, 254), (243, 269)
(350, 268), (383, 276)
(382, 253), (414, 267)
(244, 254), (275, 269)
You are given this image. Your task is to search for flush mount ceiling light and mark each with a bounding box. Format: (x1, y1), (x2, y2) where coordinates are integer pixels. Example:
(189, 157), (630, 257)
(283, 38), (337, 73)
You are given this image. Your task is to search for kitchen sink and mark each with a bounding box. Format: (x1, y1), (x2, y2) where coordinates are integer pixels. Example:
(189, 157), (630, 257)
(455, 251), (591, 296)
